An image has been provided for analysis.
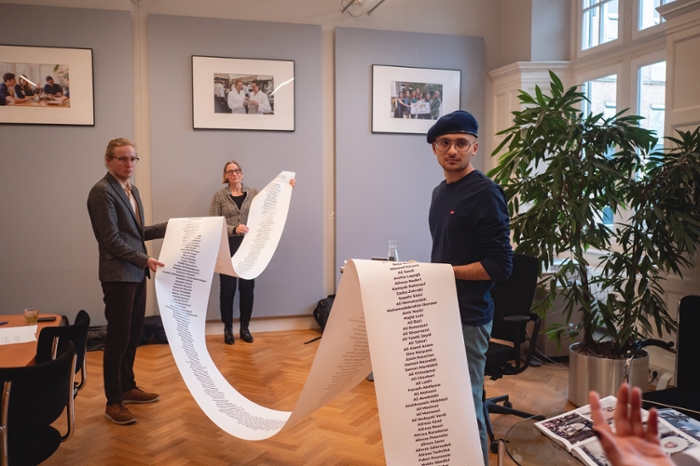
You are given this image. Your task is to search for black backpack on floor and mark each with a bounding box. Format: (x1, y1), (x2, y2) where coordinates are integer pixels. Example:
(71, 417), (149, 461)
(313, 294), (335, 331)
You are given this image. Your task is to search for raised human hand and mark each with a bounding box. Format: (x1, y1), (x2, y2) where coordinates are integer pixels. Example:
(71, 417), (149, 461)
(589, 384), (675, 466)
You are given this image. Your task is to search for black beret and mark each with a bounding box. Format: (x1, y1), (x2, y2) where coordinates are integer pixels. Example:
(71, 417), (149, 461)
(426, 110), (478, 143)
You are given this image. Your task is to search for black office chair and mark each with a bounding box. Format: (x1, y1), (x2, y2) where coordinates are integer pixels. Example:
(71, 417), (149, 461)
(36, 309), (90, 395)
(642, 295), (700, 420)
(0, 340), (76, 466)
(483, 253), (543, 453)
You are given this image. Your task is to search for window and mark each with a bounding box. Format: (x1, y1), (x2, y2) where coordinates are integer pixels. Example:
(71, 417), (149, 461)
(582, 74), (618, 225)
(582, 74), (617, 118)
(573, 2), (669, 243)
(639, 0), (676, 30)
(638, 61), (666, 150)
(582, 0), (619, 50)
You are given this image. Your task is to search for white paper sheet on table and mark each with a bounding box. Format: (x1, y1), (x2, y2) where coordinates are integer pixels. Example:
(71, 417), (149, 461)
(155, 172), (483, 465)
(0, 325), (37, 345)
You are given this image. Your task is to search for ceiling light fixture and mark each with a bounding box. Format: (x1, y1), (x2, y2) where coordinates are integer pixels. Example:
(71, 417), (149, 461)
(340, 0), (387, 17)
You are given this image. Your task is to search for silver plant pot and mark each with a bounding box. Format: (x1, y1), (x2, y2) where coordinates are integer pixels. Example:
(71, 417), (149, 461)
(568, 342), (649, 406)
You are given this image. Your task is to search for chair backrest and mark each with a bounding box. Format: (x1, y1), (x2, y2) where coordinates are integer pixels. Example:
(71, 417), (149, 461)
(1, 341), (75, 466)
(36, 310), (90, 373)
(0, 340), (75, 429)
(676, 295), (700, 390)
(489, 253), (539, 342)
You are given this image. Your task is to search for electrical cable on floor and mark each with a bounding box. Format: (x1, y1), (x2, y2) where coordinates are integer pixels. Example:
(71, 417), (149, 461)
(530, 347), (570, 371)
(643, 400), (700, 417)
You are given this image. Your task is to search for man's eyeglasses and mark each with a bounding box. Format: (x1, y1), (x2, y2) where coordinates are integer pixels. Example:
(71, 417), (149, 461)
(225, 169), (242, 175)
(111, 156), (140, 165)
(433, 138), (476, 154)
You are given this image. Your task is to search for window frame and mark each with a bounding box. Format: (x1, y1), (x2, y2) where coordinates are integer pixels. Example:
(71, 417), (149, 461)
(630, 50), (667, 132)
(577, 0), (623, 58)
(633, 0), (675, 40)
(575, 63), (624, 114)
(575, 65), (623, 230)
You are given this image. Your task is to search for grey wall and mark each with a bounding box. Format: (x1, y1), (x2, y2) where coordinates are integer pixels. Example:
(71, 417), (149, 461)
(500, 0), (533, 65)
(499, 0), (571, 64)
(147, 15), (324, 319)
(0, 4), (133, 324)
(334, 28), (485, 283)
(531, 0), (571, 62)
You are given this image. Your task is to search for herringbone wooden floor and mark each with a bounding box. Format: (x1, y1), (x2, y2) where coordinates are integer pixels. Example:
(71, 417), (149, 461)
(44, 329), (572, 466)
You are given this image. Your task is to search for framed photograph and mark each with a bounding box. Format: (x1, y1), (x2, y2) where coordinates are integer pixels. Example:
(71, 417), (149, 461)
(372, 65), (461, 135)
(0, 45), (94, 126)
(192, 56), (295, 131)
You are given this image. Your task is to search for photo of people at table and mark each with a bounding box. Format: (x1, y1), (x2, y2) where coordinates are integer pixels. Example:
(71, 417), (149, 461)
(576, 396), (618, 426)
(540, 412), (596, 445)
(0, 61), (70, 107)
(213, 73), (274, 115)
(390, 81), (442, 120)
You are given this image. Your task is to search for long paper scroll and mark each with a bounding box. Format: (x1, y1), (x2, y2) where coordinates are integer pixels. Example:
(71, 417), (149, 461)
(155, 173), (483, 465)
(213, 171), (295, 280)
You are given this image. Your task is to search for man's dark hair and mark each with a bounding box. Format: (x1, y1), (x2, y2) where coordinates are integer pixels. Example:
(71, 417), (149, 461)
(252, 79), (262, 89)
(2, 72), (15, 82)
(46, 76), (54, 82)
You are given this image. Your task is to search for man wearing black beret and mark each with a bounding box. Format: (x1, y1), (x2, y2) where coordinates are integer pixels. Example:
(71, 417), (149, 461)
(427, 110), (513, 464)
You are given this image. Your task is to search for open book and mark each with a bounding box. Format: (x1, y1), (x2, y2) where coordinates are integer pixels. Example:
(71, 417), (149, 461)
(534, 397), (700, 466)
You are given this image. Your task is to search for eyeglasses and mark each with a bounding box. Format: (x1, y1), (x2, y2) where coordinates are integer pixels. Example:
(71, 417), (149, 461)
(225, 169), (242, 175)
(433, 138), (476, 154)
(111, 156), (140, 164)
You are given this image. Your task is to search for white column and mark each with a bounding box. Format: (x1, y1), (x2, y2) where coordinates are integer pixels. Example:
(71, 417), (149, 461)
(485, 61), (572, 173)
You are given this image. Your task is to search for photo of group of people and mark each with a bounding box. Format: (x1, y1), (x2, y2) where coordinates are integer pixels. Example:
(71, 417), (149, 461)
(213, 74), (274, 115)
(539, 412), (596, 445)
(390, 81), (442, 120)
(658, 408), (700, 443)
(0, 61), (70, 107)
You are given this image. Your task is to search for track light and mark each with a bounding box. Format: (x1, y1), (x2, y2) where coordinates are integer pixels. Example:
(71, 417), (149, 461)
(340, 0), (387, 17)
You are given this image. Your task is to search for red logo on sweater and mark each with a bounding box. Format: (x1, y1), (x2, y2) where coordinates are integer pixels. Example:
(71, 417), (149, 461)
(450, 210), (455, 214)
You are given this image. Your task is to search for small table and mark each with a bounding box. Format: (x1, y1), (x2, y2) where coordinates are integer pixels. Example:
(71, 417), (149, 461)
(0, 314), (62, 367)
(504, 417), (581, 466)
(13, 99), (69, 108)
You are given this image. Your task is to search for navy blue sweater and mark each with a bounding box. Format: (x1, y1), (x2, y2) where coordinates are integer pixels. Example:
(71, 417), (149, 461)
(429, 170), (513, 326)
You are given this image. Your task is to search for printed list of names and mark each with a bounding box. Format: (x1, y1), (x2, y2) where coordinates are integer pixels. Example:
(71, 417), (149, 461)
(387, 262), (452, 466)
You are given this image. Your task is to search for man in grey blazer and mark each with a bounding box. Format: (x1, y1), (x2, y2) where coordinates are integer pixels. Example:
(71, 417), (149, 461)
(87, 138), (168, 425)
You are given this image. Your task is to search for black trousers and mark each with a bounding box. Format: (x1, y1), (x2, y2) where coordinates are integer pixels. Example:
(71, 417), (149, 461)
(219, 274), (255, 327)
(220, 235), (255, 327)
(101, 278), (146, 405)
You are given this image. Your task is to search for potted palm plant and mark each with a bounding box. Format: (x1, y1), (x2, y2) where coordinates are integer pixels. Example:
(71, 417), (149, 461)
(489, 71), (700, 405)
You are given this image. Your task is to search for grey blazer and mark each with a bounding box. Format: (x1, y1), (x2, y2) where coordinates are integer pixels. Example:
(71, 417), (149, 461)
(87, 172), (167, 283)
(209, 185), (259, 237)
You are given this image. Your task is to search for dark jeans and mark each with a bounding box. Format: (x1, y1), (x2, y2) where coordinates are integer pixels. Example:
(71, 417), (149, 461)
(102, 279), (146, 405)
(219, 274), (254, 327)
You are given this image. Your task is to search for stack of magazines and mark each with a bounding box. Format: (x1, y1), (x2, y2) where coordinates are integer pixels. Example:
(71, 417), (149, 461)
(534, 397), (700, 466)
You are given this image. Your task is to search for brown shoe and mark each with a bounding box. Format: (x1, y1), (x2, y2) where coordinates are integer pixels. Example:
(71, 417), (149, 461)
(105, 403), (137, 425)
(122, 387), (160, 404)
